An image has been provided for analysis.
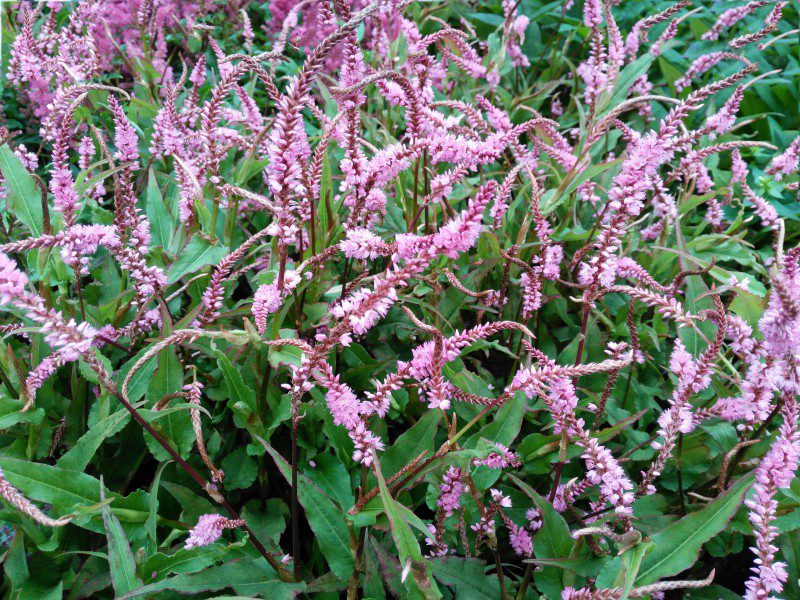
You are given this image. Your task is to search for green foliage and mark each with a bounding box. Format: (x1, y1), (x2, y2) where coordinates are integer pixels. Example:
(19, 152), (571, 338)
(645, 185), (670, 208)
(0, 0), (797, 598)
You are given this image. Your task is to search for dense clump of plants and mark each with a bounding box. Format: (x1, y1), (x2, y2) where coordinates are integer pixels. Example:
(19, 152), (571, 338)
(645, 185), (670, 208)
(0, 0), (798, 597)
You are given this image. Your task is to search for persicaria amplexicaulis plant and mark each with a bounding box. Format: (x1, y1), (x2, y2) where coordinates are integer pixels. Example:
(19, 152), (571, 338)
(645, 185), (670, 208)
(0, 0), (798, 598)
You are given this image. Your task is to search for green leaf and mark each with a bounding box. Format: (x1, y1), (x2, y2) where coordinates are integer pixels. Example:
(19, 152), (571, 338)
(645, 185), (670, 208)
(509, 473), (572, 598)
(381, 410), (440, 480)
(234, 157), (270, 187)
(0, 393), (44, 429)
(145, 169), (173, 250)
(0, 144), (43, 236)
(259, 439), (355, 581)
(14, 579), (62, 600)
(4, 530), (29, 589)
(430, 557), (500, 599)
(119, 559), (304, 599)
(305, 453), (355, 509)
(75, 162), (129, 196)
(509, 474), (572, 557)
(619, 542), (651, 600)
(162, 481), (216, 522)
(527, 555), (604, 577)
(146, 463), (167, 552)
(58, 410), (130, 471)
(117, 348), (158, 403)
(221, 448), (258, 490)
(146, 346), (183, 403)
(0, 456), (105, 513)
(466, 392), (525, 447)
(139, 406), (195, 462)
(634, 476), (753, 586)
(541, 158), (622, 215)
(599, 53), (655, 113)
(167, 237), (229, 284)
(0, 457), (148, 534)
(375, 461), (422, 564)
(468, 12), (505, 26)
(778, 530), (800, 600)
(100, 482), (143, 596)
(142, 542), (243, 579)
(118, 347), (190, 463)
(241, 498), (288, 546)
(374, 456), (439, 599)
(216, 349), (258, 420)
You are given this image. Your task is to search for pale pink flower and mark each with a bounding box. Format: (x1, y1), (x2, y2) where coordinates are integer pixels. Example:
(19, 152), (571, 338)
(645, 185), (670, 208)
(252, 271), (302, 334)
(731, 149), (749, 184)
(350, 422), (384, 465)
(184, 514), (245, 549)
(702, 1), (770, 41)
(473, 444), (521, 469)
(707, 87), (744, 138)
(583, 0), (603, 28)
(109, 96), (139, 163)
(437, 467), (464, 517)
(340, 229), (389, 260)
(509, 522), (533, 556)
(490, 488), (512, 508)
(744, 396), (800, 599)
(520, 270), (542, 320)
(526, 507), (543, 532)
(433, 181), (497, 259)
(766, 137), (799, 180)
(0, 253), (28, 305)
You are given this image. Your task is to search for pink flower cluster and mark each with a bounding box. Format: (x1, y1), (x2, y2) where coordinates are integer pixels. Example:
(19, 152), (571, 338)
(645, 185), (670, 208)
(744, 396), (800, 599)
(437, 466), (465, 517)
(184, 514), (245, 549)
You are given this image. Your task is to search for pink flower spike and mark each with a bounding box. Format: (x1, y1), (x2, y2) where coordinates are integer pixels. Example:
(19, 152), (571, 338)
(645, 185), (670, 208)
(526, 507), (543, 532)
(473, 444), (521, 469)
(0, 253), (29, 305)
(766, 137), (799, 180)
(340, 229), (389, 260)
(184, 514), (245, 549)
(108, 95), (139, 164)
(437, 466), (465, 517)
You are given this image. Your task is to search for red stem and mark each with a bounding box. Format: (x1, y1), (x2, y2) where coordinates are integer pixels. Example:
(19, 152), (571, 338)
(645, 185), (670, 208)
(104, 385), (293, 581)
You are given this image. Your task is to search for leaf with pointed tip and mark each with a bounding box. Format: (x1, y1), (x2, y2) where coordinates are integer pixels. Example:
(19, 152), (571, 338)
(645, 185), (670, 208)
(119, 559), (304, 599)
(259, 439), (354, 581)
(145, 168), (174, 250)
(634, 475), (753, 586)
(101, 483), (143, 596)
(466, 392), (525, 447)
(167, 237), (228, 284)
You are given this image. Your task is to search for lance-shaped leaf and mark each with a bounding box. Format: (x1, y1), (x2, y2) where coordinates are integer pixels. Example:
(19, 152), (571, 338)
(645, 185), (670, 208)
(258, 438), (355, 581)
(0, 144), (43, 236)
(634, 475), (754, 586)
(100, 481), (143, 596)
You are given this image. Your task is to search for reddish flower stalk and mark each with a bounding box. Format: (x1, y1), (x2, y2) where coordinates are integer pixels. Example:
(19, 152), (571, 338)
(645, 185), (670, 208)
(639, 304), (727, 495)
